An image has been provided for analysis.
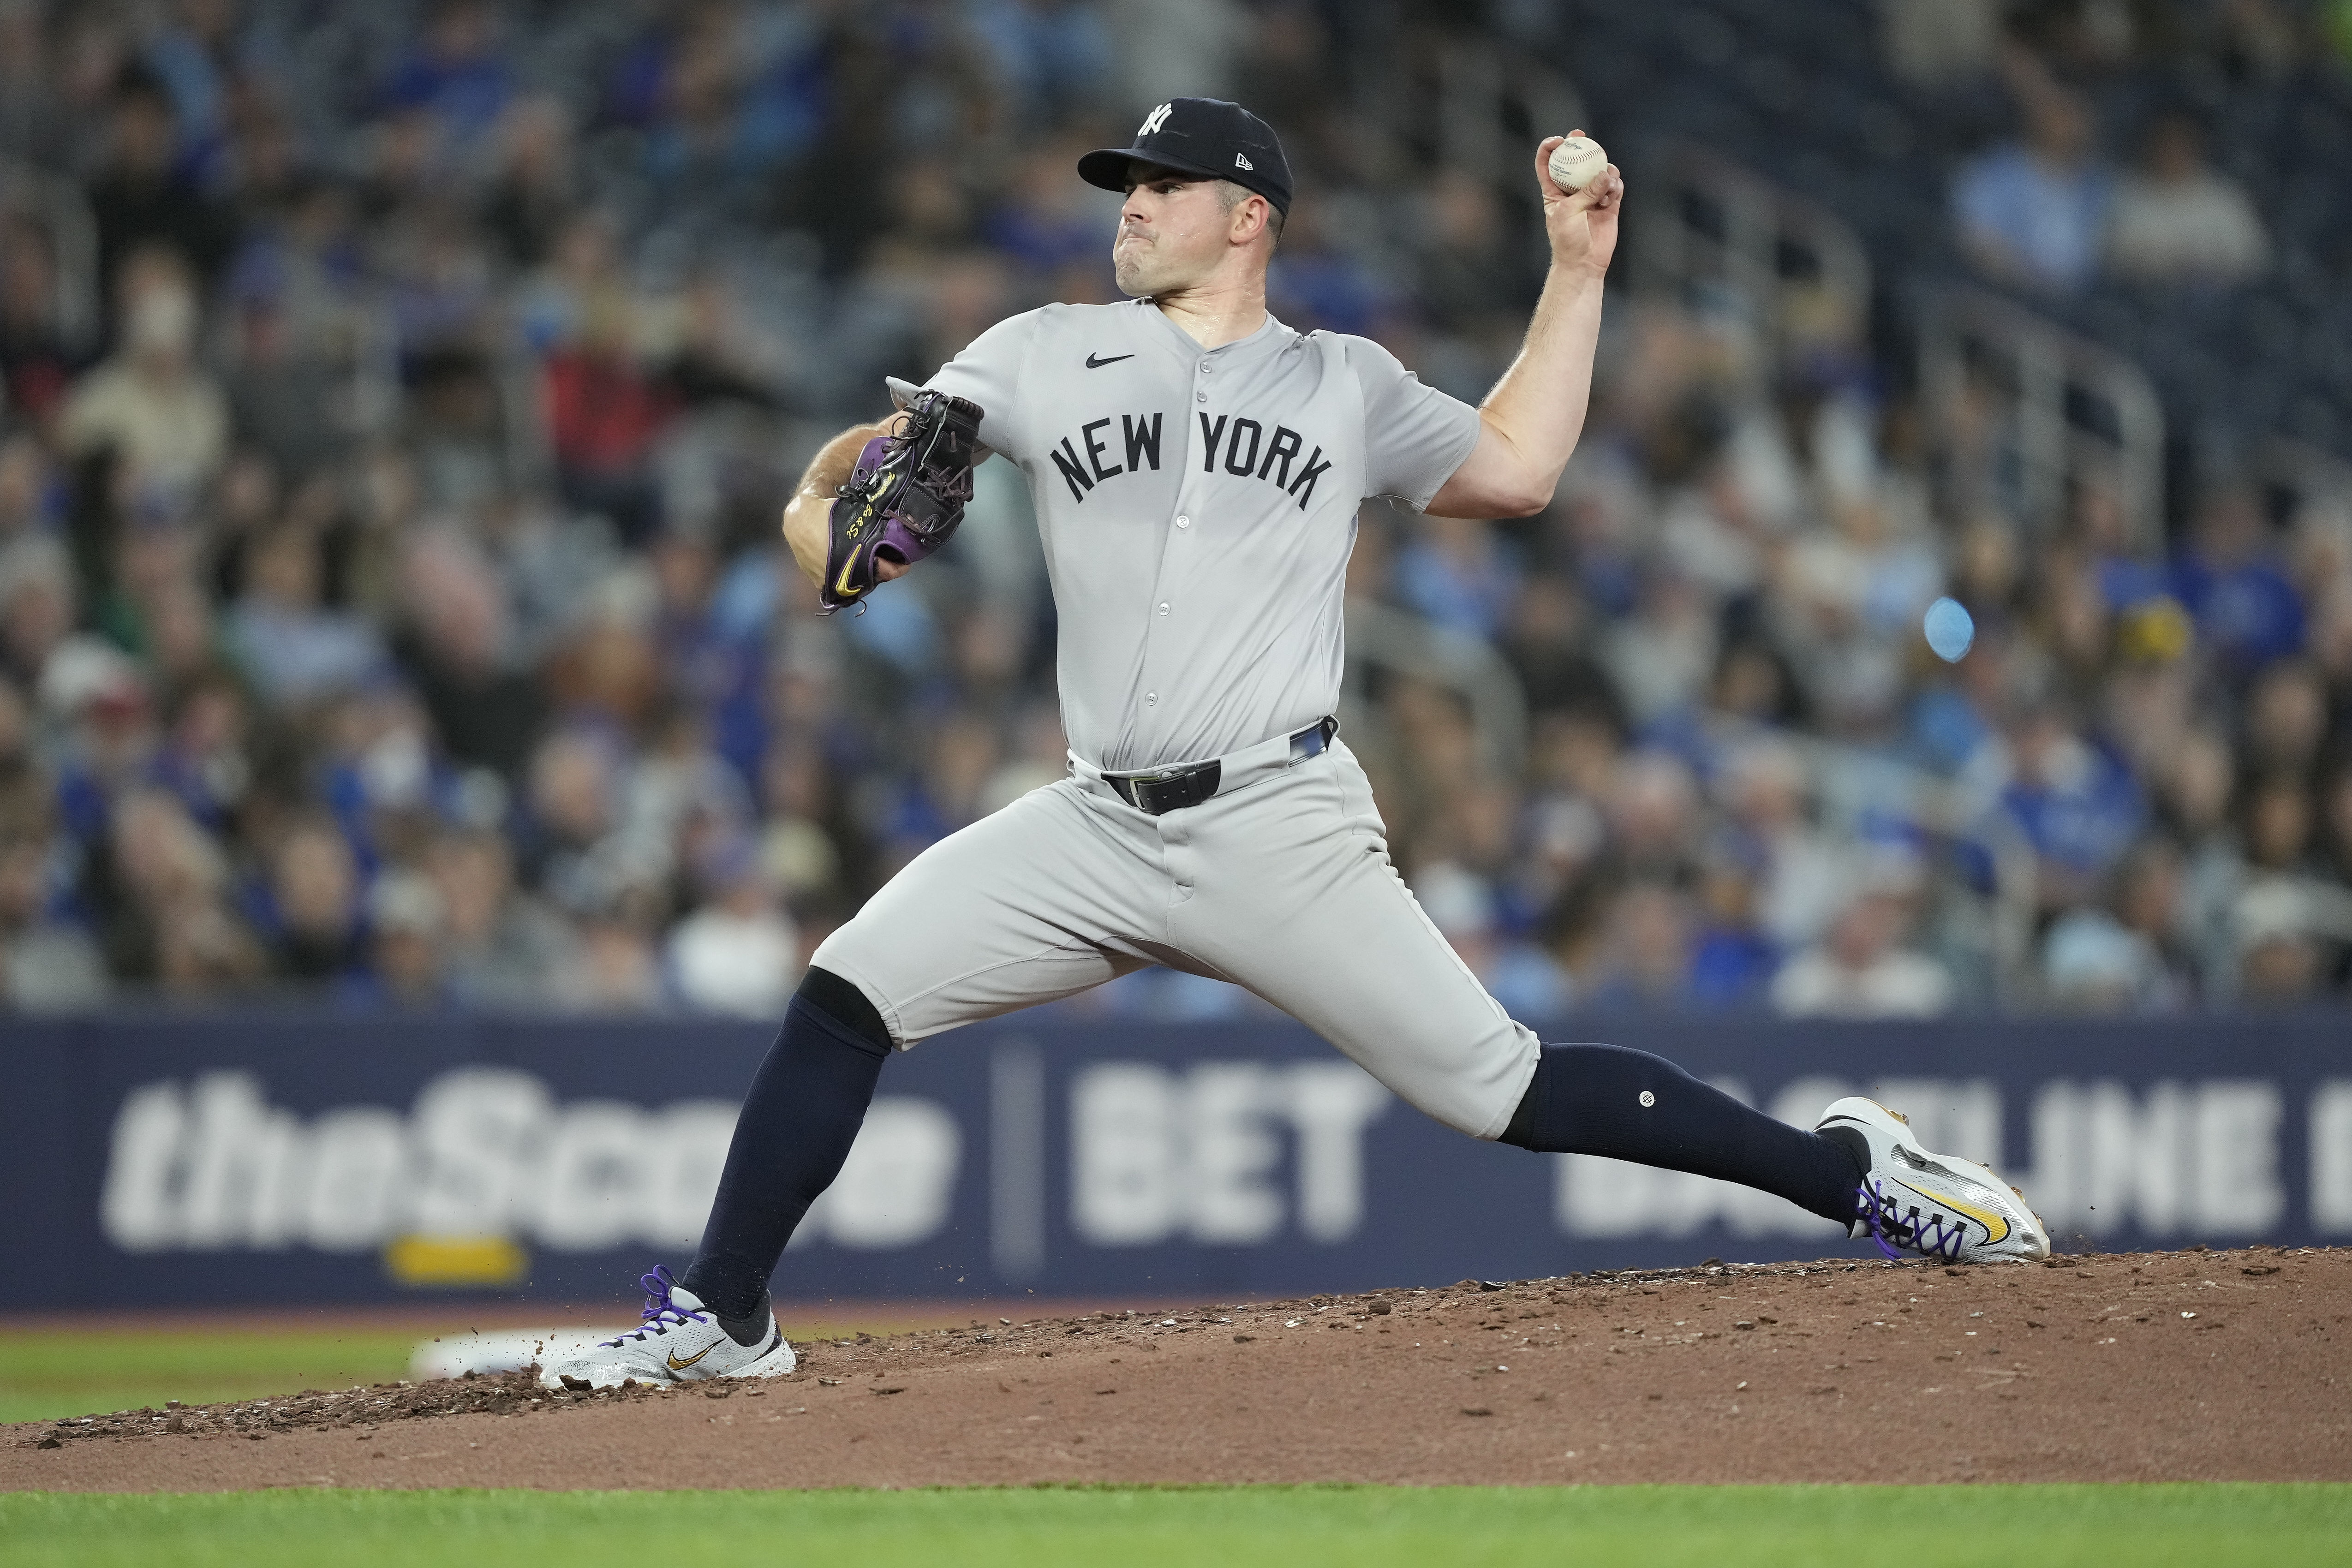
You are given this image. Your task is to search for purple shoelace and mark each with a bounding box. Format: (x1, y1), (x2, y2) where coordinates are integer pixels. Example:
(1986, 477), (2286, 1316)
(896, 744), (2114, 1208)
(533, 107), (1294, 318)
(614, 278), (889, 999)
(598, 1264), (711, 1347)
(1857, 1179), (1967, 1263)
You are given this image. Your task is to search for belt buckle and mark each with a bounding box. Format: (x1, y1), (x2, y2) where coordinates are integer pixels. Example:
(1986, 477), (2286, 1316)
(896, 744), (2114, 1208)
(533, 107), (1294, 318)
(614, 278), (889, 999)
(1130, 772), (1181, 814)
(1122, 761), (1217, 815)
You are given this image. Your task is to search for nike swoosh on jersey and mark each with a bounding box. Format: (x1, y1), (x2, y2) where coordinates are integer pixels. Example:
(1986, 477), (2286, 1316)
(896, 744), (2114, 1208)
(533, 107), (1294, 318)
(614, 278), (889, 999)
(1085, 352), (1134, 369)
(666, 1342), (717, 1371)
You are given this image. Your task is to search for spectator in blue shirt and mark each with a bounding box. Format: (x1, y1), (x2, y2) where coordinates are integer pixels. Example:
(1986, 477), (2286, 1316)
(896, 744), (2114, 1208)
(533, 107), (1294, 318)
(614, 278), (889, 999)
(1952, 83), (2113, 292)
(1685, 850), (1779, 1008)
(1997, 704), (2149, 909)
(2173, 486), (2305, 680)
(1396, 513), (1521, 641)
(381, 0), (513, 142)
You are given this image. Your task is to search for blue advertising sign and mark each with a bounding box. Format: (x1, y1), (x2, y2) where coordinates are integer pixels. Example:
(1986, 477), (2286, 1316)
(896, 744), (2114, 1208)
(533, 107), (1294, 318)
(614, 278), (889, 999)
(6, 1012), (2347, 1310)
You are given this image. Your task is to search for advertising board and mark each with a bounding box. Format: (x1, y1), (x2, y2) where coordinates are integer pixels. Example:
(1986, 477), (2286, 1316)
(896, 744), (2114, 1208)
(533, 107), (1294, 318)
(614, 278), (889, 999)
(6, 1013), (2345, 1308)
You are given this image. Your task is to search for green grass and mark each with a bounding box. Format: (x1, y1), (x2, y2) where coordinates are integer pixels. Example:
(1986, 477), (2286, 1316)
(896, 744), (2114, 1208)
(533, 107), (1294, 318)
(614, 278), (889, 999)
(0, 1486), (2345, 1568)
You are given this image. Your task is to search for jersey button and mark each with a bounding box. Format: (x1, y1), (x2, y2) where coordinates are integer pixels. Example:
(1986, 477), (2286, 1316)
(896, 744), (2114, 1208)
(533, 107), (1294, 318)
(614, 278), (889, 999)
(1195, 391), (1206, 402)
(1145, 692), (1158, 706)
(1157, 602), (1170, 616)
(1175, 515), (1190, 528)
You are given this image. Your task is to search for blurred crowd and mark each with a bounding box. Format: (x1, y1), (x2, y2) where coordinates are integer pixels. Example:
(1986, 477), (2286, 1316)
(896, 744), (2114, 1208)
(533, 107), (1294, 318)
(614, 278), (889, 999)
(0, 0), (2348, 1017)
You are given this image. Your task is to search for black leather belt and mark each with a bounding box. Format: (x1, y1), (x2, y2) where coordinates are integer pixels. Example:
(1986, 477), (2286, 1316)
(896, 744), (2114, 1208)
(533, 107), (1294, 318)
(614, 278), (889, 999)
(1104, 717), (1336, 816)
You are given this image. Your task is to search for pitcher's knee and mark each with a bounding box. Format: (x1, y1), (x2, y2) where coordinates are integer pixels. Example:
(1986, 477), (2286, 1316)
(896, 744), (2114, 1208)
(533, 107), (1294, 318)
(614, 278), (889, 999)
(796, 966), (895, 1054)
(1356, 1025), (1539, 1142)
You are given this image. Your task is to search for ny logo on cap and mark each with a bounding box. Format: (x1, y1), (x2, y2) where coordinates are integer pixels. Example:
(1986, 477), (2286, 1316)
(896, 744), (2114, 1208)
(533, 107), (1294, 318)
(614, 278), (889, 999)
(1235, 153), (1253, 170)
(1139, 102), (1173, 136)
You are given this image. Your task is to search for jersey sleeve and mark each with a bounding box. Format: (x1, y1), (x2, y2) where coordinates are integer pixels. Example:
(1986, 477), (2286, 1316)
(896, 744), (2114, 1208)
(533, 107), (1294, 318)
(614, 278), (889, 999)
(913, 310), (1041, 461)
(1347, 336), (1483, 512)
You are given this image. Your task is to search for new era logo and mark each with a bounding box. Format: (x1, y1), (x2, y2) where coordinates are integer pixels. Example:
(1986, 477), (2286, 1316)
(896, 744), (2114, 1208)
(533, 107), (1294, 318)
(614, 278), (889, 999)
(1235, 153), (1254, 170)
(1139, 102), (1173, 136)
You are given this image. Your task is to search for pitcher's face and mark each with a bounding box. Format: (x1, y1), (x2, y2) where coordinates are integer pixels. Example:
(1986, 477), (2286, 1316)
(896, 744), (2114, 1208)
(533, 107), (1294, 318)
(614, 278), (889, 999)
(1111, 168), (1234, 298)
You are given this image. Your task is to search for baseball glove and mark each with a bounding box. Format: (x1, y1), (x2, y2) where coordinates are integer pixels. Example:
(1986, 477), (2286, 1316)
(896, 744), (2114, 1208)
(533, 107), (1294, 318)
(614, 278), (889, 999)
(817, 390), (986, 614)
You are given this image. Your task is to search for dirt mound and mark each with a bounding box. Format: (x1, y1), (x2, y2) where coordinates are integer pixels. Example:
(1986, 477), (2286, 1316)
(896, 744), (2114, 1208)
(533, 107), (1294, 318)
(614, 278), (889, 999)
(9, 1247), (2347, 1490)
(21, 1366), (636, 1449)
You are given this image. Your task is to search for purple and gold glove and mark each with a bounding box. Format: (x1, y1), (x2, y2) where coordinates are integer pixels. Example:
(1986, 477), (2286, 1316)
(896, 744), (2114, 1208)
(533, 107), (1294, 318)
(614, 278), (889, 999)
(817, 390), (985, 614)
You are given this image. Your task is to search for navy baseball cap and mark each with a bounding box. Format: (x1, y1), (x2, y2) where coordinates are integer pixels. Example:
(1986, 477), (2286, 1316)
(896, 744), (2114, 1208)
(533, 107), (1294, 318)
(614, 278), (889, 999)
(1078, 98), (1293, 216)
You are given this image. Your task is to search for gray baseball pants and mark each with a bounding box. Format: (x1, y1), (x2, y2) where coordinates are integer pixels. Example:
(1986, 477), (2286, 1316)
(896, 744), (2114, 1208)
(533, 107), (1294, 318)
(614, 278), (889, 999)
(811, 739), (1541, 1139)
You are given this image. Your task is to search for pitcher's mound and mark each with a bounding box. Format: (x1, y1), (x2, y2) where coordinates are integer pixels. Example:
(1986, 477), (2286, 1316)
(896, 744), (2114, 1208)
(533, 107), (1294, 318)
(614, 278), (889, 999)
(10, 1248), (2346, 1491)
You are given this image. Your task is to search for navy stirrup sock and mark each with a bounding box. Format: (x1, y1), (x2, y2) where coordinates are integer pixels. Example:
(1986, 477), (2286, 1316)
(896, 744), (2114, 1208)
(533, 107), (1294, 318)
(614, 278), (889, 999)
(681, 968), (892, 1330)
(1499, 1042), (1864, 1227)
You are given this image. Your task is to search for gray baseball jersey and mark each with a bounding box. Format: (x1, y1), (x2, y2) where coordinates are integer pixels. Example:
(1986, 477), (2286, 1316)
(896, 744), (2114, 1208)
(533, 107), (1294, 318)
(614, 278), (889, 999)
(920, 299), (1481, 773)
(813, 298), (1543, 1141)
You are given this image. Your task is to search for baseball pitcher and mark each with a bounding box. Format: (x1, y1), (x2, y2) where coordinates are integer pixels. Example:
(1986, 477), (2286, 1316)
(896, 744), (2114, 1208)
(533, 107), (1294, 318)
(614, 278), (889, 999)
(545, 99), (2047, 1391)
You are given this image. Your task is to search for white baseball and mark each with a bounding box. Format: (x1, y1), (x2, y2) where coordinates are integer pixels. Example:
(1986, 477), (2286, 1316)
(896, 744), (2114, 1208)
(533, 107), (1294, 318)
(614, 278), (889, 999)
(1547, 135), (1607, 192)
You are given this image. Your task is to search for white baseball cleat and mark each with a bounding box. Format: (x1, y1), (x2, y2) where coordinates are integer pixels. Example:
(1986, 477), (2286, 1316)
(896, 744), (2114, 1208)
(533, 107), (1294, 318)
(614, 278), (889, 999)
(1814, 1097), (2050, 1264)
(536, 1266), (796, 1390)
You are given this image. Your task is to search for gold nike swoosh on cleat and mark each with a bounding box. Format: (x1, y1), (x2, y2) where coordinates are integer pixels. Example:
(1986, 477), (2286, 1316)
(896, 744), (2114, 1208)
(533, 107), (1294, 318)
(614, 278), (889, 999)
(666, 1343), (717, 1371)
(1888, 1178), (2010, 1244)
